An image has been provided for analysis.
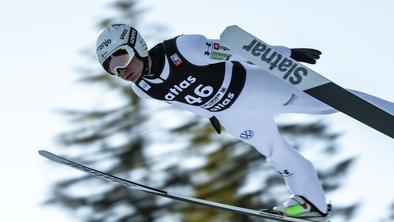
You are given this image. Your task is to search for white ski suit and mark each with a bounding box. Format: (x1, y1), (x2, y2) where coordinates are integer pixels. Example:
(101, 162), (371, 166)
(131, 34), (394, 213)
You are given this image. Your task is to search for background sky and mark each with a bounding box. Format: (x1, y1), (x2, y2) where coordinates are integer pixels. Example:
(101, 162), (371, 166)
(0, 0), (393, 221)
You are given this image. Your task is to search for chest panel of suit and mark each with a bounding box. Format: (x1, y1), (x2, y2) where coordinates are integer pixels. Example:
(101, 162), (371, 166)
(135, 37), (246, 112)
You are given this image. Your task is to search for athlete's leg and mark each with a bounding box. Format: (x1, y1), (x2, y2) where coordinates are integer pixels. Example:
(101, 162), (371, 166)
(236, 63), (338, 115)
(281, 88), (394, 115)
(215, 110), (328, 213)
(238, 63), (394, 116)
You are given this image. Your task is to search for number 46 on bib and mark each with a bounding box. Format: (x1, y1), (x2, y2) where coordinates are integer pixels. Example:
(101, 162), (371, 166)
(220, 25), (394, 139)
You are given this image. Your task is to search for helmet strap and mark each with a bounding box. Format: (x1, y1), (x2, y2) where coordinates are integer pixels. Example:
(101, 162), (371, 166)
(141, 56), (151, 76)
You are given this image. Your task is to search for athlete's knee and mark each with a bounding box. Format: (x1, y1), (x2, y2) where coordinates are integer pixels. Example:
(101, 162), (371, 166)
(239, 136), (275, 157)
(254, 144), (274, 157)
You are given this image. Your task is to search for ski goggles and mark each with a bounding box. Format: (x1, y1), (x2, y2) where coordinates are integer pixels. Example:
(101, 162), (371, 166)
(103, 46), (135, 76)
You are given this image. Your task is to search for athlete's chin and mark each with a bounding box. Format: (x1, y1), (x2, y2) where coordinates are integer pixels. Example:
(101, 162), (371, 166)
(123, 72), (138, 82)
(120, 75), (135, 83)
(124, 78), (135, 83)
(131, 73), (142, 82)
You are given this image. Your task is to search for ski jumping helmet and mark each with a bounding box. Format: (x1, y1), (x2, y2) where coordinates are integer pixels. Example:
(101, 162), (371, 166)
(96, 24), (149, 76)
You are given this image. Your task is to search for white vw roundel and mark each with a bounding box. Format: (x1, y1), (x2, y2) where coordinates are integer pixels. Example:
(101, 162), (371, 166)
(240, 130), (254, 140)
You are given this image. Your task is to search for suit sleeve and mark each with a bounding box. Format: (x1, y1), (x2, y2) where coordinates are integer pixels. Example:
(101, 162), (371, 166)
(176, 34), (291, 65)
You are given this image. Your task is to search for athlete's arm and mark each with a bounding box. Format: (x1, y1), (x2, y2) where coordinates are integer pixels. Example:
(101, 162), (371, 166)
(176, 34), (292, 65)
(177, 34), (321, 65)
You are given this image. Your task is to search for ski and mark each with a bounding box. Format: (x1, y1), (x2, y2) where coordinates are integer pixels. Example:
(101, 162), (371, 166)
(39, 150), (327, 222)
(220, 25), (394, 139)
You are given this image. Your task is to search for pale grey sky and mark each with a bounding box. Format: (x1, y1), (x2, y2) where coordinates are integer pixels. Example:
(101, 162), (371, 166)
(0, 0), (393, 221)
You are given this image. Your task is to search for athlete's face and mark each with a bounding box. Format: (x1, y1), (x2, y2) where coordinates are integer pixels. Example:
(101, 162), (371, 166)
(117, 56), (144, 83)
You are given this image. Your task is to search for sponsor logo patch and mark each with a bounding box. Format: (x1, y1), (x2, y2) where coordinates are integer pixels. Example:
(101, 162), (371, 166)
(120, 29), (128, 40)
(279, 170), (293, 177)
(170, 53), (183, 67)
(210, 52), (231, 61)
(240, 130), (254, 140)
(208, 92), (235, 112)
(129, 29), (137, 44)
(213, 43), (230, 52)
(138, 79), (151, 91)
(96, 39), (112, 52)
(201, 87), (227, 109)
(204, 42), (212, 56)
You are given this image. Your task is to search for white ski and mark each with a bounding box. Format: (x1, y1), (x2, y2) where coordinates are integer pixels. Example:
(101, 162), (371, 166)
(39, 150), (329, 222)
(220, 25), (394, 139)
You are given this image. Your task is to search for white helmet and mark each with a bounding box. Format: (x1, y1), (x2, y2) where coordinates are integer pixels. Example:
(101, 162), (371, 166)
(96, 24), (149, 75)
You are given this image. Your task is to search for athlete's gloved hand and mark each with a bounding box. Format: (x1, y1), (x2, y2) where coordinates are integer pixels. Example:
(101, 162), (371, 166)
(290, 48), (321, 64)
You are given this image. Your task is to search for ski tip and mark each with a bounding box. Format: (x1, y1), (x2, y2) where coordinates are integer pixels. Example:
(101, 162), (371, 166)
(38, 150), (49, 156)
(39, 150), (54, 159)
(39, 150), (67, 164)
(38, 150), (48, 156)
(38, 150), (58, 160)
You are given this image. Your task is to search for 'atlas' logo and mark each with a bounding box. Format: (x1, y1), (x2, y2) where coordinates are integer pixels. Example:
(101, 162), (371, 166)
(208, 92), (235, 112)
(164, 76), (197, 100)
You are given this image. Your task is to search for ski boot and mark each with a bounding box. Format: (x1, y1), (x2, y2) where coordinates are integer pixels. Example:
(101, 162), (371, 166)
(269, 195), (331, 222)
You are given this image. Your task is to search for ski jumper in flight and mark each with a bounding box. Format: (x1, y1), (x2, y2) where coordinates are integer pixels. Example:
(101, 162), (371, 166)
(96, 24), (394, 221)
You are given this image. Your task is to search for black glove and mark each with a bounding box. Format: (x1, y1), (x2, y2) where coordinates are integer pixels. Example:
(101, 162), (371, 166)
(290, 48), (321, 64)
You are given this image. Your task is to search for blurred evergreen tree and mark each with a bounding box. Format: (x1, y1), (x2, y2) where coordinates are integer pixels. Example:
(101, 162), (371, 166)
(382, 202), (394, 222)
(45, 0), (358, 221)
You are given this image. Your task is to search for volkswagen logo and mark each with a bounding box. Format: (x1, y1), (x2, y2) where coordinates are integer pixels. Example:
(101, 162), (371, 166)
(240, 130), (254, 140)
